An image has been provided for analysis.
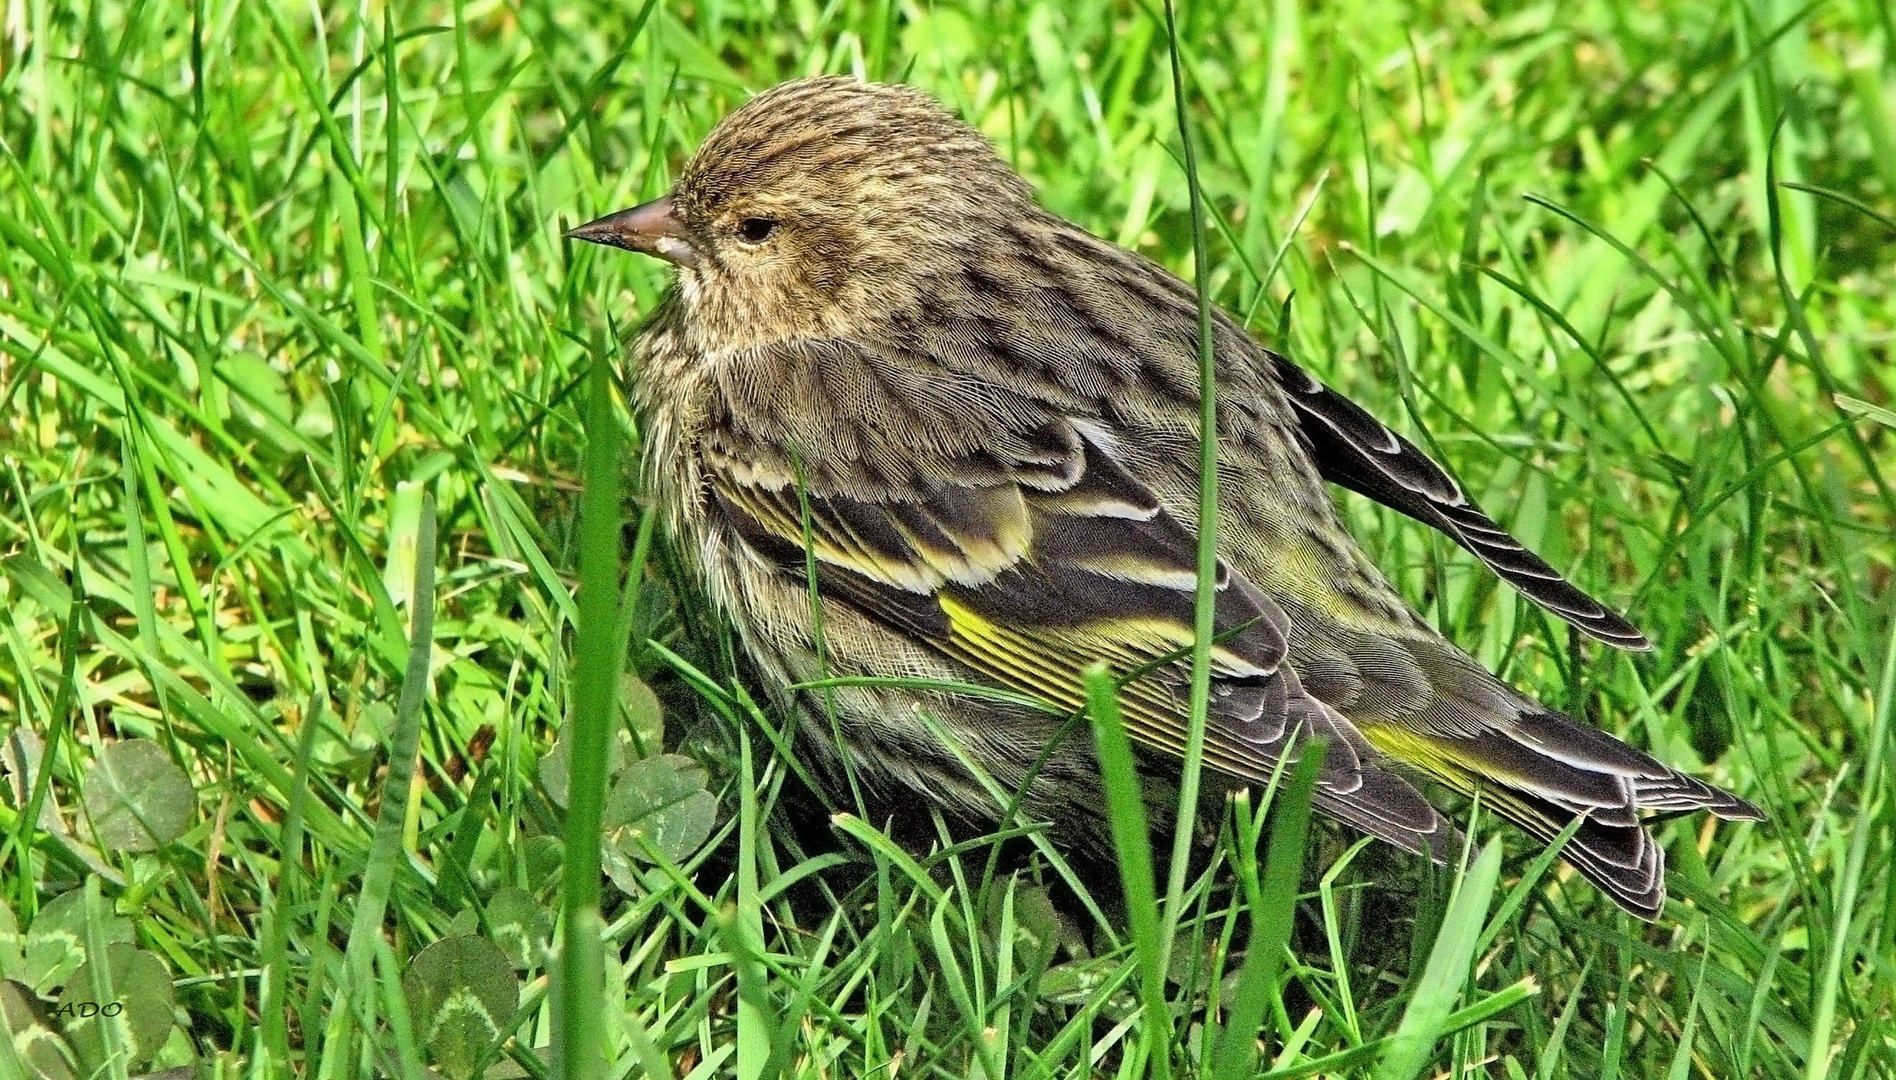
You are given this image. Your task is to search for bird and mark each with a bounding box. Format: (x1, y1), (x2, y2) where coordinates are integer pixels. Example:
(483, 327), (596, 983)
(566, 75), (1761, 919)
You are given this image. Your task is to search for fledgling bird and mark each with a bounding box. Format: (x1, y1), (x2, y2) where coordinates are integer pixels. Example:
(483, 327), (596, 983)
(568, 75), (1760, 918)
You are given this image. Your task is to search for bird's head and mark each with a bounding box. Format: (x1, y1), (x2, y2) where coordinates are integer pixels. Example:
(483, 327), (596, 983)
(567, 76), (1034, 347)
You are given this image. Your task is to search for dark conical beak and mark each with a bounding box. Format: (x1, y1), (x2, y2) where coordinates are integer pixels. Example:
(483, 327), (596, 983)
(565, 194), (700, 267)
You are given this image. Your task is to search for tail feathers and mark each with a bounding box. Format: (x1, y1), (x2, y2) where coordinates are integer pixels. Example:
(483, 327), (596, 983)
(1633, 773), (1765, 821)
(1373, 709), (1758, 919)
(1482, 785), (1667, 919)
(1498, 711), (1763, 823)
(1449, 727), (1644, 825)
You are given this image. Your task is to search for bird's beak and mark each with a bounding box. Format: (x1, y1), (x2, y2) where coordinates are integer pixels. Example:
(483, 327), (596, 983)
(565, 194), (700, 268)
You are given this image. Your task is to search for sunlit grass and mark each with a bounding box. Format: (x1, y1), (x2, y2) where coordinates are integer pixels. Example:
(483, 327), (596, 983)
(0, 0), (1890, 1076)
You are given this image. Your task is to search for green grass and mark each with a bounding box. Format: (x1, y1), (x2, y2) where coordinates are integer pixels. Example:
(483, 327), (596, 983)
(1, 0), (1892, 1077)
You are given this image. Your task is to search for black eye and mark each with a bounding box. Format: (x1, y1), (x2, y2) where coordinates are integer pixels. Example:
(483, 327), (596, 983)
(736, 217), (778, 243)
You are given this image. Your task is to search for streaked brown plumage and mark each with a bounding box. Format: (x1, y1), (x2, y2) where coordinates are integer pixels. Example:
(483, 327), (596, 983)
(569, 75), (1760, 918)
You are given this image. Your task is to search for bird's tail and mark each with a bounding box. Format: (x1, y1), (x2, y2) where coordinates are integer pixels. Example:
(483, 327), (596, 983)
(1367, 707), (1761, 919)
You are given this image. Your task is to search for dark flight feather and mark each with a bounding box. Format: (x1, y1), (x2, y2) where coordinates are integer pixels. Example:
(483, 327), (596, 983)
(1269, 351), (1652, 651)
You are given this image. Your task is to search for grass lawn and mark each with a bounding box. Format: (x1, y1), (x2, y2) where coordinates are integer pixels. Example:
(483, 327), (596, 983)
(1, 0), (1892, 1076)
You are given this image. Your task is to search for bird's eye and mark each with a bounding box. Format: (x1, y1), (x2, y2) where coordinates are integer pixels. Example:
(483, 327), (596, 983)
(736, 217), (778, 244)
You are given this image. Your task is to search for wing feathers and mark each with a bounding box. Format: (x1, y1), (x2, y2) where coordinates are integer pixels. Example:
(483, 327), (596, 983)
(708, 418), (1451, 860)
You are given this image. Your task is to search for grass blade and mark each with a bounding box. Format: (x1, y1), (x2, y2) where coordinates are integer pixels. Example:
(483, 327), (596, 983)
(555, 349), (629, 1080)
(1374, 839), (1504, 1080)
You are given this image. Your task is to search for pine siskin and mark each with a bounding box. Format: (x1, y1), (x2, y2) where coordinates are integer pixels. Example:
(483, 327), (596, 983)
(568, 75), (1760, 918)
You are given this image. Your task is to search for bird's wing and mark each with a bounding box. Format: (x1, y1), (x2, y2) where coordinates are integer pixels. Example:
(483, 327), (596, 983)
(703, 342), (1453, 858)
(1268, 351), (1650, 651)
